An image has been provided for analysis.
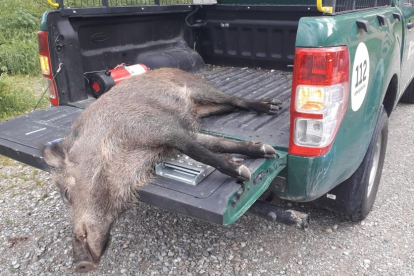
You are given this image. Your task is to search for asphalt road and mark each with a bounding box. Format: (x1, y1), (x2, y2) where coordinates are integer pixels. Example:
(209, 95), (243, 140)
(0, 102), (413, 276)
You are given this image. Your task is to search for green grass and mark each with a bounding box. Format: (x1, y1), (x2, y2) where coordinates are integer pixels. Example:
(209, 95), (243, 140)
(0, 1), (50, 121)
(0, 0), (48, 75)
(0, 74), (49, 121)
(0, 166), (44, 189)
(0, 155), (14, 166)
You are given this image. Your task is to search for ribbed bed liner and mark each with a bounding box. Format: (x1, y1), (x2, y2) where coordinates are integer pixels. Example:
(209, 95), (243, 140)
(200, 66), (292, 148)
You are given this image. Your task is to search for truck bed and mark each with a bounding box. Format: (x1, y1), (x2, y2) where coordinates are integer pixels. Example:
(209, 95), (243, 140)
(201, 66), (291, 149)
(70, 66), (292, 147)
(0, 65), (292, 225)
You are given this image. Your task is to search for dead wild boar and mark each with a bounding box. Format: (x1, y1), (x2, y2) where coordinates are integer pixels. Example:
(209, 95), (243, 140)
(43, 68), (282, 273)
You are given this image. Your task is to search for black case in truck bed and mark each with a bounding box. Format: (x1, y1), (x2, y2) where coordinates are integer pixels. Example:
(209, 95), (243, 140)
(0, 66), (292, 225)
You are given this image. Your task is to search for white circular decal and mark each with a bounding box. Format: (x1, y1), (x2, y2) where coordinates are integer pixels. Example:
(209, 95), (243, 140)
(351, 42), (370, 111)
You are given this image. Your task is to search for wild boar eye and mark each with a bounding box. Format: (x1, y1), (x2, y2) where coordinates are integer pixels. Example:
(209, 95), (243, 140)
(64, 189), (70, 201)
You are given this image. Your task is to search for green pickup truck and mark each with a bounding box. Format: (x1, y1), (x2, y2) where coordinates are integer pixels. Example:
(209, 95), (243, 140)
(1, 0), (413, 227)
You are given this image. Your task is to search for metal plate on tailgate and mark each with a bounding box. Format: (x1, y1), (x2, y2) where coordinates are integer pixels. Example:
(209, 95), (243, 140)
(155, 154), (216, 186)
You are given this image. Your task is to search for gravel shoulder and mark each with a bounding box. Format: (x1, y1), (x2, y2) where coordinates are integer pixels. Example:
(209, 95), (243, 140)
(1, 103), (413, 276)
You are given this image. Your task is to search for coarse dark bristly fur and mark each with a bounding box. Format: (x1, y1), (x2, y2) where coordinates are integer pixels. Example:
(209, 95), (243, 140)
(42, 68), (282, 273)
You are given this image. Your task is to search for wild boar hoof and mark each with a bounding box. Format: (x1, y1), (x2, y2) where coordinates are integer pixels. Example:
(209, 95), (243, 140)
(262, 97), (282, 105)
(237, 165), (251, 182)
(261, 144), (277, 158)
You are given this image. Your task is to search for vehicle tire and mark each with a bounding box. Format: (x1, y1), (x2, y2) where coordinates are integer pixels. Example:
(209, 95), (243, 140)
(313, 107), (388, 222)
(400, 80), (414, 103)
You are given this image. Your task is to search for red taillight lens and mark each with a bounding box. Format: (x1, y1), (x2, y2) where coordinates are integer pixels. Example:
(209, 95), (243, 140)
(38, 31), (49, 56)
(294, 47), (349, 85)
(38, 31), (59, 106)
(289, 46), (350, 157)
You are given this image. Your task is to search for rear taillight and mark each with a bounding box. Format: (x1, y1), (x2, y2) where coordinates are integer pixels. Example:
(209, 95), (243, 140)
(289, 46), (350, 157)
(38, 31), (59, 106)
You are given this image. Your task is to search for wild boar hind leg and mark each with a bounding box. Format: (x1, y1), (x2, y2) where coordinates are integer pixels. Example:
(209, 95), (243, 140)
(168, 132), (252, 181)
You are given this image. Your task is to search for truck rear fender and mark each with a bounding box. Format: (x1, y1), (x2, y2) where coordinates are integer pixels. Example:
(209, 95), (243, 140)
(283, 7), (402, 201)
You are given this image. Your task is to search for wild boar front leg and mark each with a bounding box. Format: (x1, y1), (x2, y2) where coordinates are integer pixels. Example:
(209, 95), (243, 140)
(195, 133), (276, 158)
(168, 133), (252, 181)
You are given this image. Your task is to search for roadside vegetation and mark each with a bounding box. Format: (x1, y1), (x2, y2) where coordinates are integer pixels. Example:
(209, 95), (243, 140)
(0, 0), (50, 121)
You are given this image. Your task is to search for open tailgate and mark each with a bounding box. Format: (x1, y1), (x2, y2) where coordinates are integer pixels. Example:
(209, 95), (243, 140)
(0, 67), (290, 225)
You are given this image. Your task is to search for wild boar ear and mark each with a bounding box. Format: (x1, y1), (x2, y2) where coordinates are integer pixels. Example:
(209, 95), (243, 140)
(43, 142), (68, 169)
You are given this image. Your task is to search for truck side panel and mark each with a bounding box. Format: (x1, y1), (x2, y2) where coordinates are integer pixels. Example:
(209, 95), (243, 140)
(281, 8), (402, 201)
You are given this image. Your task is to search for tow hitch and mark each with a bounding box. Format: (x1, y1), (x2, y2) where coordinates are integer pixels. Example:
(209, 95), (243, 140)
(247, 200), (310, 230)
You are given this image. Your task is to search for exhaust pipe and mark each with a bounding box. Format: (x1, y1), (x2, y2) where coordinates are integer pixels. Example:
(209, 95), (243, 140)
(247, 200), (310, 230)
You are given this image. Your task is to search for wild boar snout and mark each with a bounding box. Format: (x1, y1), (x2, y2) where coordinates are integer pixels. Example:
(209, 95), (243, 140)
(72, 222), (112, 273)
(75, 261), (98, 273)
